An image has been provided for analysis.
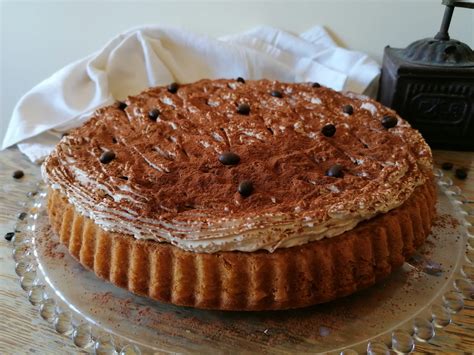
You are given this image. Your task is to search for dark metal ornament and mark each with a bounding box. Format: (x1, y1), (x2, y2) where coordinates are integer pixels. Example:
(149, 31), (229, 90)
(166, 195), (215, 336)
(378, 1), (474, 150)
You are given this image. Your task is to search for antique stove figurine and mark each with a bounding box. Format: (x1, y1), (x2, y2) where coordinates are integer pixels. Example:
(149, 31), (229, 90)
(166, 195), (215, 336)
(378, 0), (474, 150)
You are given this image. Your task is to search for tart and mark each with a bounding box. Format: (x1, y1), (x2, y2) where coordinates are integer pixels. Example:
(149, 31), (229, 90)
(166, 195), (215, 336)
(43, 79), (436, 311)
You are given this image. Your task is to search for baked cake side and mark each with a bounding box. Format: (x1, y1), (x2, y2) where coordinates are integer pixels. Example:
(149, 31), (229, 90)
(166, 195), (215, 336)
(47, 179), (435, 310)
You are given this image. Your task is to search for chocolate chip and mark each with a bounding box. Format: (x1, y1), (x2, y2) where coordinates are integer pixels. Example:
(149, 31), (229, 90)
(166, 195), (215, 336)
(321, 124), (336, 137)
(61, 132), (69, 138)
(326, 164), (344, 178)
(237, 103), (250, 115)
(18, 212), (27, 220)
(148, 109), (160, 121)
(180, 203), (195, 212)
(100, 151), (116, 164)
(118, 101), (127, 110)
(270, 90), (283, 98)
(343, 105), (354, 115)
(238, 180), (254, 197)
(441, 162), (453, 170)
(455, 168), (468, 180)
(381, 115), (398, 129)
(4, 232), (14, 242)
(13, 170), (24, 179)
(118, 176), (129, 180)
(167, 82), (179, 94)
(218, 152), (240, 166)
(236, 77), (245, 83)
(312, 82), (321, 88)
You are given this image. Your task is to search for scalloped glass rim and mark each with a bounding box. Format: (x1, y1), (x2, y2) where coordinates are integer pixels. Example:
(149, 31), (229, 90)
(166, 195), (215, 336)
(10, 170), (474, 354)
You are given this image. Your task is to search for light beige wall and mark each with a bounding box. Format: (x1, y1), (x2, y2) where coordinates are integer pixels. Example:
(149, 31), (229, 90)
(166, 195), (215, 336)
(1, 0), (473, 144)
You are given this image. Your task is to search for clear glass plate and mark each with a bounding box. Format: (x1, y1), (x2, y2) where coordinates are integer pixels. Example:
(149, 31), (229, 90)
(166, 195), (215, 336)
(10, 170), (474, 354)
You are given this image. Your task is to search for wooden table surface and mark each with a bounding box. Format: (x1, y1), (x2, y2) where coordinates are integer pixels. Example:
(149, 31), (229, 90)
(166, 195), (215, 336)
(0, 147), (473, 354)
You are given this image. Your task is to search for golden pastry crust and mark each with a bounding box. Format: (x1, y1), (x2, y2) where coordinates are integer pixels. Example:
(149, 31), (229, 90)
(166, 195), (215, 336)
(47, 177), (436, 311)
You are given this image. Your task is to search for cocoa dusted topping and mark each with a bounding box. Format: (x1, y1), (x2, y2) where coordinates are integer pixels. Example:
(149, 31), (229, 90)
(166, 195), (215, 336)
(100, 151), (116, 164)
(343, 104), (354, 115)
(381, 115), (398, 129)
(237, 103), (250, 115)
(321, 124), (336, 137)
(148, 109), (160, 121)
(326, 164), (344, 178)
(13, 170), (24, 179)
(118, 101), (127, 110)
(236, 77), (245, 83)
(238, 180), (254, 197)
(167, 82), (179, 94)
(43, 79), (433, 252)
(218, 152), (240, 166)
(270, 90), (283, 98)
(312, 82), (321, 88)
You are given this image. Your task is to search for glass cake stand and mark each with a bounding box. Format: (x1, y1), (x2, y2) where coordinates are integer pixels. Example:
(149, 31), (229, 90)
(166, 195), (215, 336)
(10, 170), (474, 354)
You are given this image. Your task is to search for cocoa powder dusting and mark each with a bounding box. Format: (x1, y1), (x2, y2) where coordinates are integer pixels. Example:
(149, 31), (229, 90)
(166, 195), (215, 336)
(34, 223), (65, 259)
(432, 213), (460, 230)
(42, 79), (433, 252)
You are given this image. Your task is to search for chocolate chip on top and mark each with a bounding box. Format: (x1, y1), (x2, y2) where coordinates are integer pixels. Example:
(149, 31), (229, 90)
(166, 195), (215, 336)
(326, 164), (344, 178)
(168, 82), (179, 94)
(238, 180), (254, 197)
(100, 151), (116, 164)
(312, 82), (321, 88)
(321, 124), (336, 137)
(270, 90), (283, 98)
(218, 152), (240, 166)
(237, 103), (250, 115)
(343, 105), (354, 115)
(148, 109), (160, 121)
(13, 170), (24, 179)
(236, 77), (246, 83)
(118, 101), (127, 110)
(381, 115), (398, 129)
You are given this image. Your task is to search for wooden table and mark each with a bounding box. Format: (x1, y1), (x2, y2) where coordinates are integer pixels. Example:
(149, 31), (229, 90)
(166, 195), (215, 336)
(1, 147), (473, 354)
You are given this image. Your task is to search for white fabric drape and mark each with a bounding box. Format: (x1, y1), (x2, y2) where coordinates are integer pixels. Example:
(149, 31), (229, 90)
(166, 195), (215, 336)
(2, 25), (380, 163)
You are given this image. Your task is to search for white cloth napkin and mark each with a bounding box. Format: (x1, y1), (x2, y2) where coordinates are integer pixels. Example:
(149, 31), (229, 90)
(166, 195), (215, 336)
(1, 25), (380, 163)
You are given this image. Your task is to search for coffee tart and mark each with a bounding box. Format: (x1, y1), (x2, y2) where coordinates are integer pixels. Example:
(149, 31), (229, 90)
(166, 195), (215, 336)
(42, 79), (436, 311)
